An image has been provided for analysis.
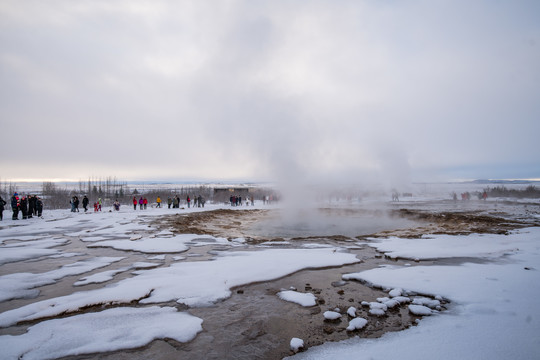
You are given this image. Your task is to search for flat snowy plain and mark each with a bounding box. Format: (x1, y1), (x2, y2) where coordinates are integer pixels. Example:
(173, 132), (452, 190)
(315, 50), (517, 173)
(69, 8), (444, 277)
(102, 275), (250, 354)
(1, 190), (539, 359)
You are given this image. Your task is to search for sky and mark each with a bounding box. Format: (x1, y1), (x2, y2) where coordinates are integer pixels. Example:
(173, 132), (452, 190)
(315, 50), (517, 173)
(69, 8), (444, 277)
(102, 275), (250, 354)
(1, 0), (539, 185)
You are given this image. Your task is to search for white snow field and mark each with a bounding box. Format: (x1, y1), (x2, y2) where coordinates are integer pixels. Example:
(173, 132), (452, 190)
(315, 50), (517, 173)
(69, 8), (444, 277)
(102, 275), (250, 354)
(0, 204), (359, 359)
(289, 227), (540, 360)
(1, 198), (540, 360)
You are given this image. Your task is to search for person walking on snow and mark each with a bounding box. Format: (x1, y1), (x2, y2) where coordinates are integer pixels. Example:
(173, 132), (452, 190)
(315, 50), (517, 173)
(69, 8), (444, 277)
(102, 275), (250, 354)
(156, 196), (161, 208)
(82, 195), (89, 212)
(139, 197), (143, 210)
(133, 197), (137, 210)
(11, 193), (19, 220)
(0, 196), (6, 221)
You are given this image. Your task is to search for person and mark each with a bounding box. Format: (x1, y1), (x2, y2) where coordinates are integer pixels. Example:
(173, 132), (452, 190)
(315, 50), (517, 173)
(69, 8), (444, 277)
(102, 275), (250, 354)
(98, 198), (102, 211)
(133, 196), (137, 210)
(173, 196), (179, 208)
(156, 196), (161, 208)
(82, 195), (89, 212)
(11, 193), (19, 220)
(28, 195), (35, 218)
(0, 195), (6, 221)
(113, 199), (120, 211)
(74, 196), (80, 212)
(139, 197), (143, 210)
(36, 197), (43, 217)
(143, 197), (148, 209)
(167, 197), (172, 209)
(20, 196), (28, 219)
(186, 195), (191, 208)
(197, 195), (204, 208)
(70, 196), (76, 212)
(94, 202), (98, 212)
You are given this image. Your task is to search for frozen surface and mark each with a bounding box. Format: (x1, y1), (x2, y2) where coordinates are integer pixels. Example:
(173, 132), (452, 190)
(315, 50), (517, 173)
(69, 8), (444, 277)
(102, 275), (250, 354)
(289, 227), (540, 360)
(278, 290), (317, 307)
(361, 232), (522, 260)
(2, 199), (540, 359)
(0, 306), (202, 360)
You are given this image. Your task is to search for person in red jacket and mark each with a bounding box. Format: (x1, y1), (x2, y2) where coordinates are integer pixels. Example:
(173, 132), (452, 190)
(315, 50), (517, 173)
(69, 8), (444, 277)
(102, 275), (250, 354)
(133, 196), (137, 210)
(143, 197), (148, 209)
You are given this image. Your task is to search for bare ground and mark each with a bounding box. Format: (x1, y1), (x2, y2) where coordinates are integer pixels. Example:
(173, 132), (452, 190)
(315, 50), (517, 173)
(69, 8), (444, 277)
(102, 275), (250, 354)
(30, 201), (540, 359)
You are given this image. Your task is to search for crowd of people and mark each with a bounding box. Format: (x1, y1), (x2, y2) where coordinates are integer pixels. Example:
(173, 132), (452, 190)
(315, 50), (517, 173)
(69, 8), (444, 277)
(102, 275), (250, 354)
(229, 195), (255, 206)
(0, 193), (44, 221)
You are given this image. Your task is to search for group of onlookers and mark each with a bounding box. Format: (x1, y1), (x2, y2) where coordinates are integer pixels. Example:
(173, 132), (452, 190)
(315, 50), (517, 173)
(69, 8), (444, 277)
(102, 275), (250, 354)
(0, 193), (44, 221)
(230, 195), (255, 206)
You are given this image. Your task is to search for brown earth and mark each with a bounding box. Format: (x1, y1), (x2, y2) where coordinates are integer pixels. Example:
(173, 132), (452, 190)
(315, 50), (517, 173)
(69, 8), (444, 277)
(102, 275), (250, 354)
(62, 202), (540, 360)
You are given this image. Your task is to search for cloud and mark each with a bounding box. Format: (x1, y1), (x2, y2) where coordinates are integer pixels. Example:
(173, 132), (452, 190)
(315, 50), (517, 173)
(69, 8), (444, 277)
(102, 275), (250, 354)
(1, 0), (539, 182)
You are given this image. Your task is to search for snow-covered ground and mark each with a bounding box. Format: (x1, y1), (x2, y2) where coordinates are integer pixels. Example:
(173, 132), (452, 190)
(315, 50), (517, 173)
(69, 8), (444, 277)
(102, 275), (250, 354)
(0, 203), (358, 359)
(289, 227), (540, 360)
(1, 197), (540, 359)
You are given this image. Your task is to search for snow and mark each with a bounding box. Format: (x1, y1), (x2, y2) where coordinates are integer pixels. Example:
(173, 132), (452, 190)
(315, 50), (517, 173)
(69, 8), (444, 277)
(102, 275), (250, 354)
(0, 306), (202, 360)
(288, 227), (540, 360)
(408, 304), (433, 316)
(278, 290), (317, 307)
(347, 307), (357, 317)
(2, 201), (540, 359)
(323, 311), (342, 320)
(346, 317), (368, 331)
(362, 232), (522, 260)
(290, 337), (305, 352)
(0, 238), (69, 265)
(0, 257), (124, 301)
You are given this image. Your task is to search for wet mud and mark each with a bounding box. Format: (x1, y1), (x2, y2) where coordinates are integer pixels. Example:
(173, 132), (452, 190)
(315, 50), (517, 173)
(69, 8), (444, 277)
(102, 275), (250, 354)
(4, 200), (540, 360)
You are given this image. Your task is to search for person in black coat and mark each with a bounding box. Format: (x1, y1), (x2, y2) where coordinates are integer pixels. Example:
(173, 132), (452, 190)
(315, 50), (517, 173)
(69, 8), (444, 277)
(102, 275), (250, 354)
(11, 193), (19, 220)
(82, 195), (89, 212)
(0, 196), (6, 221)
(36, 197), (43, 217)
(20, 196), (28, 219)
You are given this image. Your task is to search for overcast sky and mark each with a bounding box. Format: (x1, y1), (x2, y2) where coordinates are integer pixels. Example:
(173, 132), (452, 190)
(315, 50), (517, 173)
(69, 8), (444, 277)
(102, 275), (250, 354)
(1, 0), (539, 185)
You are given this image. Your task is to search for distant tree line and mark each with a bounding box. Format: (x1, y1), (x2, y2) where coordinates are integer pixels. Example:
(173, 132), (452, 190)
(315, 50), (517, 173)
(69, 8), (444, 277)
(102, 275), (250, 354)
(484, 185), (540, 199)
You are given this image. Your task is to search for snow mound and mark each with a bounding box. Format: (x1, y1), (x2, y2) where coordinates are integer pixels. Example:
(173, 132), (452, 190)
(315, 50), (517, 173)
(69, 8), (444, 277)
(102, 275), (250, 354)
(290, 337), (305, 353)
(0, 306), (202, 360)
(412, 297), (441, 309)
(346, 317), (368, 331)
(323, 311), (342, 320)
(278, 290), (317, 307)
(408, 304), (433, 316)
(347, 307), (357, 317)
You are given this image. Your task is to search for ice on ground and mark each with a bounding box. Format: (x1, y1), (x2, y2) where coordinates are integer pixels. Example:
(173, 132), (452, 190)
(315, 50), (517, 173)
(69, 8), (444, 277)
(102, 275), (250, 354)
(278, 290), (317, 307)
(0, 306), (202, 360)
(289, 227), (540, 360)
(0, 248), (358, 327)
(89, 236), (189, 253)
(389, 288), (403, 297)
(0, 257), (124, 302)
(290, 337), (305, 353)
(412, 297), (441, 309)
(347, 307), (357, 317)
(88, 234), (230, 253)
(74, 261), (160, 286)
(0, 238), (69, 265)
(323, 311), (342, 320)
(364, 233), (521, 260)
(346, 317), (368, 331)
(408, 304), (433, 316)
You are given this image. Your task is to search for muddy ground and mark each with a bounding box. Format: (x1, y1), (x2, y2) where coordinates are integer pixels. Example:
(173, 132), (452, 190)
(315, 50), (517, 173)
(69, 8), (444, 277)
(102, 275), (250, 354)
(10, 200), (540, 360)
(90, 200), (538, 360)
